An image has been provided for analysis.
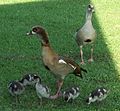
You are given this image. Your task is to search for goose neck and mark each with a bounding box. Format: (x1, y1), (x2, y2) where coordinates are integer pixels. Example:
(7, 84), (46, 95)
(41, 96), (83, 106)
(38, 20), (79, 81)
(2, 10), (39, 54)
(86, 11), (93, 21)
(37, 30), (50, 47)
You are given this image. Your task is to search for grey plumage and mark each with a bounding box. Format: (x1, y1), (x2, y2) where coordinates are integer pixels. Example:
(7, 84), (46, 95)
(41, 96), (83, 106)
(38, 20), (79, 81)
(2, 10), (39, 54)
(86, 87), (109, 104)
(75, 4), (96, 64)
(35, 79), (50, 99)
(63, 86), (80, 102)
(75, 4), (96, 46)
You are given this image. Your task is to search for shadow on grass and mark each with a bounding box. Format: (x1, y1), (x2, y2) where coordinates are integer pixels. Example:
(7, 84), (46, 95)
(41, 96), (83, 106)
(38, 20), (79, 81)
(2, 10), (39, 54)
(0, 0), (119, 110)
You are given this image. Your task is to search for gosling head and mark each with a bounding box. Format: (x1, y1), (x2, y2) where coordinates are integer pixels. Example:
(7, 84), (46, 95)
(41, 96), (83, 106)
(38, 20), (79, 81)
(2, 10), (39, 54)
(34, 74), (41, 83)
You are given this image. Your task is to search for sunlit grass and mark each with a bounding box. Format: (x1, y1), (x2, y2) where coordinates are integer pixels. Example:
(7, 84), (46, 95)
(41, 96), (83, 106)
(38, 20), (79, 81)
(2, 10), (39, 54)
(92, 0), (120, 77)
(0, 0), (47, 5)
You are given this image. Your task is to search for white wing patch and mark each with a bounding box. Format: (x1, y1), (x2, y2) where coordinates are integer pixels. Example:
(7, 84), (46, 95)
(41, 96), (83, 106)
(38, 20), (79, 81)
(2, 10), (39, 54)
(68, 64), (76, 70)
(58, 59), (76, 70)
(58, 59), (67, 64)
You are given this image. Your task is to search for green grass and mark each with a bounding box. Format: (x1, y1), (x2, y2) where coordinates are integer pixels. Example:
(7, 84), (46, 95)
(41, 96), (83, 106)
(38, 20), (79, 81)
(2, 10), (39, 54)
(0, 0), (120, 110)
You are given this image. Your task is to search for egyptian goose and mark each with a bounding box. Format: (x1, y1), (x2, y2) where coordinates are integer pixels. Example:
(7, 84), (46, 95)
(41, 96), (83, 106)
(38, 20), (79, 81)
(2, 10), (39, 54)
(19, 73), (41, 86)
(86, 87), (109, 104)
(35, 78), (50, 105)
(75, 4), (96, 64)
(8, 80), (25, 103)
(26, 26), (87, 99)
(63, 86), (80, 102)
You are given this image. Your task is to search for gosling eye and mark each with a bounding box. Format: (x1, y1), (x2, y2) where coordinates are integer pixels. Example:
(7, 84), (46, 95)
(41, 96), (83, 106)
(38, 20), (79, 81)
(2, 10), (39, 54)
(64, 96), (68, 101)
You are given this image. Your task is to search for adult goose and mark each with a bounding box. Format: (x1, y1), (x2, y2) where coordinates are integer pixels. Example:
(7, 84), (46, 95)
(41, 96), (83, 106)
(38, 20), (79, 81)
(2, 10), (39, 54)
(27, 26), (87, 99)
(75, 4), (96, 64)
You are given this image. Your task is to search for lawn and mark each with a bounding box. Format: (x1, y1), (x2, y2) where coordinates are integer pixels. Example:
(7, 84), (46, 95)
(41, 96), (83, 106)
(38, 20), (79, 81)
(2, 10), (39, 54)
(0, 0), (120, 111)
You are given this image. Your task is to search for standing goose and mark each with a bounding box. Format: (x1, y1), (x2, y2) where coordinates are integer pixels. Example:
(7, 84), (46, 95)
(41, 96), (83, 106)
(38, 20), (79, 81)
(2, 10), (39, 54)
(75, 4), (96, 64)
(26, 26), (87, 99)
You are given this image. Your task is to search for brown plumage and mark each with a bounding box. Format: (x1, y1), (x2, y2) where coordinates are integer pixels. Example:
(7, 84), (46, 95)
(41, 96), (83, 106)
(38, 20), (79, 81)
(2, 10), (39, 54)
(27, 26), (87, 99)
(75, 4), (96, 64)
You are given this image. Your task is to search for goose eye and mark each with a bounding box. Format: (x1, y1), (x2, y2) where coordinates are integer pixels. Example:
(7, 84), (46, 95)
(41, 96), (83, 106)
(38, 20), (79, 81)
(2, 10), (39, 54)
(33, 28), (37, 32)
(88, 5), (91, 8)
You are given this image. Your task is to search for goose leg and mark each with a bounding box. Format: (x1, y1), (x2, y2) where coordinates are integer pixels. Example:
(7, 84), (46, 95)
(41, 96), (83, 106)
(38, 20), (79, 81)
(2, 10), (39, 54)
(88, 45), (94, 62)
(56, 80), (62, 96)
(50, 80), (63, 99)
(80, 46), (85, 64)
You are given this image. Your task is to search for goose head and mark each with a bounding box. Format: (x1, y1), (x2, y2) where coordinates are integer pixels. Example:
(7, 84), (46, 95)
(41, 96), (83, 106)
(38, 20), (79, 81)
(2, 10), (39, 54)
(26, 26), (49, 45)
(27, 26), (45, 36)
(87, 4), (95, 13)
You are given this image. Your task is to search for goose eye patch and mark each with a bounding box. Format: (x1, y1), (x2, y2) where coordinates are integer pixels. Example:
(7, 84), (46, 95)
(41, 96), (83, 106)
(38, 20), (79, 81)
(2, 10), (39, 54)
(33, 28), (37, 32)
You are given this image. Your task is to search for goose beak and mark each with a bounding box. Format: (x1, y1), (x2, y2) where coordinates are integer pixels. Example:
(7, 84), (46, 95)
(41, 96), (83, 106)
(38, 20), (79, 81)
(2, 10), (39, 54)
(26, 30), (33, 36)
(26, 30), (36, 36)
(92, 9), (95, 13)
